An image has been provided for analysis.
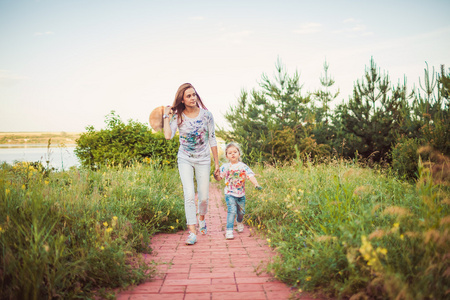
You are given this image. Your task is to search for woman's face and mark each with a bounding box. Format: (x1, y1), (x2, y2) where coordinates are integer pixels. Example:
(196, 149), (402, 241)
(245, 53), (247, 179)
(226, 146), (240, 164)
(182, 88), (198, 108)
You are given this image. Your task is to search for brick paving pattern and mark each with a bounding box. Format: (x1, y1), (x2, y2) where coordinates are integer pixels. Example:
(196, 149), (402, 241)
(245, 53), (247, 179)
(117, 185), (323, 300)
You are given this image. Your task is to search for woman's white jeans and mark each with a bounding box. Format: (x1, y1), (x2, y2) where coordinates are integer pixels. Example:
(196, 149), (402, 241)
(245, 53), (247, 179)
(178, 158), (211, 226)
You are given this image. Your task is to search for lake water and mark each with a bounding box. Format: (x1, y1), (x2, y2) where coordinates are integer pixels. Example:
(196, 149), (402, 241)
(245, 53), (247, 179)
(0, 144), (80, 171)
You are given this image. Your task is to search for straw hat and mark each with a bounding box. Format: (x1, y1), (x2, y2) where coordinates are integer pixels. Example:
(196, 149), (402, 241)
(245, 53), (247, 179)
(149, 106), (165, 131)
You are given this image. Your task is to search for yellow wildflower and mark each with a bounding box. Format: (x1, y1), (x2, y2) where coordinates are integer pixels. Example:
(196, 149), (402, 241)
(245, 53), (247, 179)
(170, 226), (174, 230)
(377, 247), (388, 255)
(106, 227), (113, 233)
(306, 276), (311, 281)
(112, 216), (118, 221)
(103, 222), (108, 227)
(100, 246), (104, 250)
(5, 189), (10, 196)
(359, 236), (385, 272)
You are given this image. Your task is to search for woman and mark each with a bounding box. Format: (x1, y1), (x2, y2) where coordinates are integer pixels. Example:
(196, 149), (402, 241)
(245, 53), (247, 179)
(164, 83), (219, 245)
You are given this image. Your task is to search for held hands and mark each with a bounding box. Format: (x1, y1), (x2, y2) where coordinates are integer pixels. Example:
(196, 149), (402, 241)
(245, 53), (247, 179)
(213, 168), (221, 181)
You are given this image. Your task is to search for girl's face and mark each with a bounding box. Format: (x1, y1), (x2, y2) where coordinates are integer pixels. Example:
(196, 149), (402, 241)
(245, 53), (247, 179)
(182, 88), (198, 108)
(226, 146), (240, 164)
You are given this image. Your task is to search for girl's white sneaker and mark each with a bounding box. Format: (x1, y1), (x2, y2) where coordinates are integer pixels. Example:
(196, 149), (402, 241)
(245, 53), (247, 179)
(198, 217), (207, 235)
(237, 222), (244, 232)
(225, 230), (234, 240)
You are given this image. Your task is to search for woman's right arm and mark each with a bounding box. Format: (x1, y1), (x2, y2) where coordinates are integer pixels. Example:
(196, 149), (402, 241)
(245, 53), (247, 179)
(164, 106), (174, 140)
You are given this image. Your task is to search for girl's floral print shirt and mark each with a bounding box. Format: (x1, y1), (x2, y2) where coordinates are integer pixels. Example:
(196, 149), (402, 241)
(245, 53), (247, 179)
(169, 108), (217, 164)
(219, 162), (255, 197)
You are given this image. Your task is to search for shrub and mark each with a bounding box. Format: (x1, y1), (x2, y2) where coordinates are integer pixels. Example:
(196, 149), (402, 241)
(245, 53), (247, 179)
(75, 111), (179, 169)
(390, 136), (421, 179)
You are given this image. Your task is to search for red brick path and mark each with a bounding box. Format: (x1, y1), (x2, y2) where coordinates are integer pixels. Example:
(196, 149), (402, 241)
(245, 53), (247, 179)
(117, 185), (322, 300)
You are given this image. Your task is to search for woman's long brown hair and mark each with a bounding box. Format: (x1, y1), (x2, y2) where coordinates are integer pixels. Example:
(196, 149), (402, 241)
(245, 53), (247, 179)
(171, 83), (207, 126)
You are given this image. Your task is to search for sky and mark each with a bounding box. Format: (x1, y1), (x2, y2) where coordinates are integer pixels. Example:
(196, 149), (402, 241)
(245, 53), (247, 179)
(1, 0), (449, 133)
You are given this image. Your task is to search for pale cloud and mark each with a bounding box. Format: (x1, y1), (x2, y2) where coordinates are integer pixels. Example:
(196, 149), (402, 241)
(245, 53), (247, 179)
(0, 70), (28, 87)
(343, 18), (357, 24)
(293, 22), (323, 35)
(333, 19), (373, 37)
(345, 25), (450, 55)
(189, 16), (204, 21)
(216, 28), (253, 44)
(34, 31), (55, 36)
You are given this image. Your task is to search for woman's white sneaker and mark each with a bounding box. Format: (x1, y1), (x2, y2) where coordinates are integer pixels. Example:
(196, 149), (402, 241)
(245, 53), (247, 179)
(225, 230), (234, 240)
(185, 232), (197, 245)
(237, 222), (244, 232)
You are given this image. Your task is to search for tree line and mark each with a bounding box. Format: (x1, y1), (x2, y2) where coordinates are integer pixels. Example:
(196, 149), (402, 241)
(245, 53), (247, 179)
(74, 57), (448, 180)
(218, 58), (450, 179)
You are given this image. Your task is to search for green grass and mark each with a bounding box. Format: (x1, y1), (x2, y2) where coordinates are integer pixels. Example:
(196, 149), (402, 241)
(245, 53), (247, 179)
(242, 158), (450, 299)
(0, 161), (185, 299)
(2, 157), (449, 299)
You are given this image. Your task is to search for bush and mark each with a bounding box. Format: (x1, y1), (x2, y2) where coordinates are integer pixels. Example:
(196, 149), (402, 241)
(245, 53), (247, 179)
(390, 136), (421, 179)
(75, 111), (179, 169)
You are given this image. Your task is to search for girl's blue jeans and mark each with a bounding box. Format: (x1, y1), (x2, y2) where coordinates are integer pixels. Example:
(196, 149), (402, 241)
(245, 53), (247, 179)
(225, 194), (246, 230)
(178, 158), (211, 226)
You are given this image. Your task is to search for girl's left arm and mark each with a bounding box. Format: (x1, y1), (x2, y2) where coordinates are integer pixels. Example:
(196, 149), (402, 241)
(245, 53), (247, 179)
(248, 175), (261, 188)
(246, 164), (262, 189)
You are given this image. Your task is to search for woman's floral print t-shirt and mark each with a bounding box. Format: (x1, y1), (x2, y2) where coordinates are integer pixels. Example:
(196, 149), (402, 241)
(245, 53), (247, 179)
(219, 162), (255, 197)
(169, 108), (217, 164)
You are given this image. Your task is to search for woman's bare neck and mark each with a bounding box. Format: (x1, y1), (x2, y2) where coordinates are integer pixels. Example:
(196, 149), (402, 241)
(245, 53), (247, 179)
(183, 106), (200, 118)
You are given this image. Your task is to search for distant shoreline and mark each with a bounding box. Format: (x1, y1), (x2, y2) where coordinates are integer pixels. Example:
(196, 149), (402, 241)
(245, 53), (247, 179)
(0, 132), (81, 145)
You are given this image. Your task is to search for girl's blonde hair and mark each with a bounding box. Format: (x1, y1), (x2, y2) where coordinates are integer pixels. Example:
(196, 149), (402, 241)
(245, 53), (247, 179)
(225, 142), (243, 162)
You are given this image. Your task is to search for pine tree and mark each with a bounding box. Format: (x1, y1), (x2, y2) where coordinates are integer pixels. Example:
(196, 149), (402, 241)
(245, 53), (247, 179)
(334, 58), (412, 161)
(411, 63), (450, 155)
(310, 60), (339, 149)
(218, 59), (310, 163)
(311, 60), (340, 124)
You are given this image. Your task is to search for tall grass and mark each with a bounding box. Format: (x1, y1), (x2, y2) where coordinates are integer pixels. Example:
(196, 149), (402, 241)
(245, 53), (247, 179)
(0, 161), (185, 299)
(244, 158), (449, 299)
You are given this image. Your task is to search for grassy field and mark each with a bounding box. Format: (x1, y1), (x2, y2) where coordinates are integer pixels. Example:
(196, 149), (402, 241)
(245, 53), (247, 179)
(241, 159), (450, 299)
(1, 157), (449, 299)
(0, 161), (185, 299)
(0, 132), (81, 145)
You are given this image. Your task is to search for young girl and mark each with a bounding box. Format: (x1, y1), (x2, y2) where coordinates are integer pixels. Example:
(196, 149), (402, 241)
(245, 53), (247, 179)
(214, 143), (262, 239)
